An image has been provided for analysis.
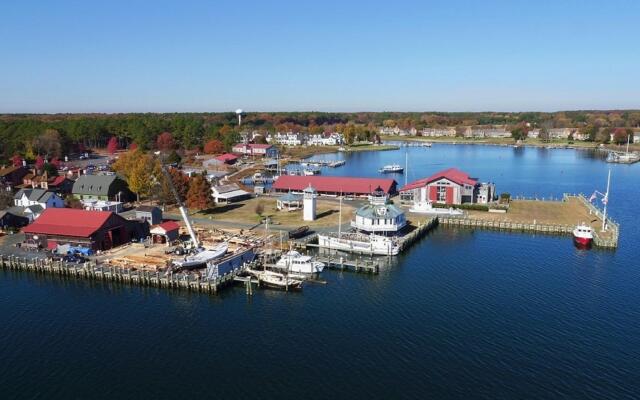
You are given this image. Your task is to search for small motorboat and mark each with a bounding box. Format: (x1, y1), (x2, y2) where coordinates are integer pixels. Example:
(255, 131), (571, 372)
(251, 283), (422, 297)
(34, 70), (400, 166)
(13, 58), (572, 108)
(379, 163), (404, 173)
(572, 223), (593, 247)
(288, 225), (309, 239)
(275, 250), (324, 274)
(248, 269), (303, 290)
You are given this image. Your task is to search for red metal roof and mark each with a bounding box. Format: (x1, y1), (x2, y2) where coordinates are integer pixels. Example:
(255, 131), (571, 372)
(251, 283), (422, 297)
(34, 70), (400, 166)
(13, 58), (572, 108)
(22, 208), (115, 238)
(215, 153), (239, 162)
(400, 168), (478, 191)
(154, 221), (180, 233)
(273, 175), (396, 195)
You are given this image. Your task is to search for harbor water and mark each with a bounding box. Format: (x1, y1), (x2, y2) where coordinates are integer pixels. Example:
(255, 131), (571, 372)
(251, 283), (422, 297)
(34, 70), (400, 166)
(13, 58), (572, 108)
(1, 144), (639, 399)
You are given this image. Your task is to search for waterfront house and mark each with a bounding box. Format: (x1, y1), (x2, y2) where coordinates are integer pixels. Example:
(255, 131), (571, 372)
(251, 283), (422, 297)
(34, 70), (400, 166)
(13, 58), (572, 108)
(72, 175), (131, 201)
(307, 132), (344, 146)
(22, 208), (133, 251)
(351, 187), (407, 234)
(135, 206), (163, 225)
(548, 128), (573, 140)
(419, 128), (456, 137)
(14, 188), (64, 210)
(464, 127), (512, 139)
(273, 175), (397, 198)
(211, 183), (251, 204)
(232, 143), (279, 158)
(399, 168), (495, 205)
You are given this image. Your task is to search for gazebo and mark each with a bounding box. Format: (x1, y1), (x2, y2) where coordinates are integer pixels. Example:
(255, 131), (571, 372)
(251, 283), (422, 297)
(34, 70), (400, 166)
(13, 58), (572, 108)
(276, 192), (303, 211)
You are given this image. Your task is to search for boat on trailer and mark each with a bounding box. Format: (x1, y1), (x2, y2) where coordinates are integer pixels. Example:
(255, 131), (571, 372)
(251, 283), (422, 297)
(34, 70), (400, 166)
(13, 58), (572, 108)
(173, 242), (228, 269)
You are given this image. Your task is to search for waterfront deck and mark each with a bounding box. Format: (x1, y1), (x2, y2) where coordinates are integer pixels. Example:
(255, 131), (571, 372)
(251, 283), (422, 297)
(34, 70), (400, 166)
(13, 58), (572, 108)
(435, 194), (618, 248)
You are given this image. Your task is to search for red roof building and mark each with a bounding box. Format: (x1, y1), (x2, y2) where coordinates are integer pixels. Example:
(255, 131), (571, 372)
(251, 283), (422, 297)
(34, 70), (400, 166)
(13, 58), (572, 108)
(150, 221), (180, 245)
(273, 175), (397, 197)
(215, 153), (239, 164)
(399, 168), (494, 205)
(22, 208), (132, 251)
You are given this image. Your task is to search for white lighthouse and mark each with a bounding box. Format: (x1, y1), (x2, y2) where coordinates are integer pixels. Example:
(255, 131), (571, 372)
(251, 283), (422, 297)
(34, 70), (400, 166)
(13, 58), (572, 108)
(303, 185), (317, 221)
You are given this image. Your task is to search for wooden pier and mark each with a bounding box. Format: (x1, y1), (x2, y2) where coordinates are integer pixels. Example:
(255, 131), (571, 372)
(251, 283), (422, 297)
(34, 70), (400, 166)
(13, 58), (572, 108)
(0, 255), (253, 294)
(438, 194), (619, 248)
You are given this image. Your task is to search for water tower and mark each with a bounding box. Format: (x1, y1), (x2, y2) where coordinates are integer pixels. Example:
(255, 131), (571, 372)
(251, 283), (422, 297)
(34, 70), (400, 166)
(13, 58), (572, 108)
(235, 109), (243, 126)
(303, 185), (317, 221)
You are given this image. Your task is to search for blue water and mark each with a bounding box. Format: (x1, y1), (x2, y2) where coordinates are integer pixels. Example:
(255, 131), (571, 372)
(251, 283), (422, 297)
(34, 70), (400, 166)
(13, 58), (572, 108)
(2, 144), (639, 399)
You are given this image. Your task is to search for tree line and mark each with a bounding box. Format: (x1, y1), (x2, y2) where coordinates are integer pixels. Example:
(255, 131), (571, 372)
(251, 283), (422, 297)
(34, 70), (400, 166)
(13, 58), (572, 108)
(2, 110), (639, 160)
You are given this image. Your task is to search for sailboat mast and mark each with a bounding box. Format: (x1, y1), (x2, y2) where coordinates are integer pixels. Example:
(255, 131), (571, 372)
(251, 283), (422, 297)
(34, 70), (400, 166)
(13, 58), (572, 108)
(602, 169), (611, 232)
(338, 196), (342, 237)
(405, 151), (408, 186)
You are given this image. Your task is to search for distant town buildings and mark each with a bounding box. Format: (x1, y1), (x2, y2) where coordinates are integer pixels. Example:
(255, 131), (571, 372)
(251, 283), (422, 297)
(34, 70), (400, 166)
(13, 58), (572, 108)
(232, 143), (278, 158)
(265, 132), (344, 147)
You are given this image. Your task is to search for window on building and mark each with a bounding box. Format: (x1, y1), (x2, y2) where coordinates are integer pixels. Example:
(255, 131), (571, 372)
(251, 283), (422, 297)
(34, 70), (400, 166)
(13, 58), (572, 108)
(437, 186), (447, 202)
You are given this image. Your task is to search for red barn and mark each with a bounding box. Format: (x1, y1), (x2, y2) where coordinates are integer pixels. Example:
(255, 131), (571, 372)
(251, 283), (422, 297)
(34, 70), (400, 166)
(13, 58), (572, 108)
(273, 175), (397, 197)
(22, 208), (131, 251)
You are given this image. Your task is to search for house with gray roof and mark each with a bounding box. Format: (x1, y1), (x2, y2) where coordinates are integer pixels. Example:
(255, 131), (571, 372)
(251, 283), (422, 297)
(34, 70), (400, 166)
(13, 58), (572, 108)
(14, 188), (64, 209)
(72, 175), (131, 201)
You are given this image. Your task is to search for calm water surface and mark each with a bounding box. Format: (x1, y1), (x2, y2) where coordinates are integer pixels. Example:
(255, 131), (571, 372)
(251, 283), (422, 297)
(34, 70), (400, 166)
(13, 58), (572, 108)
(1, 145), (639, 399)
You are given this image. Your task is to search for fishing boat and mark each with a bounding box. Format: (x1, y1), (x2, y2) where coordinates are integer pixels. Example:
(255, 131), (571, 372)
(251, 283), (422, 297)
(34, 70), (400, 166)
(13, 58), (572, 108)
(247, 269), (303, 290)
(173, 242), (228, 269)
(379, 163), (404, 173)
(275, 250), (325, 274)
(317, 232), (400, 256)
(572, 224), (593, 247)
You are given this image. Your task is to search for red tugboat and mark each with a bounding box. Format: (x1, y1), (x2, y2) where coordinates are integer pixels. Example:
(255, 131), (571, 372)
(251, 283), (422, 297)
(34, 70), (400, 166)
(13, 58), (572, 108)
(573, 223), (594, 247)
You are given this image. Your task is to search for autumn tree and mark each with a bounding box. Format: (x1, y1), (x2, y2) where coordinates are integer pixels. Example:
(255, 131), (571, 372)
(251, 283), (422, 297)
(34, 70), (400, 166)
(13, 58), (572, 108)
(159, 168), (189, 205)
(65, 195), (84, 209)
(128, 153), (160, 202)
(129, 142), (138, 151)
(156, 131), (175, 151)
(35, 155), (45, 171)
(613, 127), (632, 145)
(33, 129), (63, 157)
(0, 190), (13, 209)
(11, 154), (23, 167)
(204, 139), (224, 154)
(186, 174), (213, 210)
(107, 136), (119, 154)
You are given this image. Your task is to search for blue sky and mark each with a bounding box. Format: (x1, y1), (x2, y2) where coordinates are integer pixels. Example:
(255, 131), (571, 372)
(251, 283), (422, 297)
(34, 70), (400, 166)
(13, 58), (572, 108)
(1, 0), (639, 113)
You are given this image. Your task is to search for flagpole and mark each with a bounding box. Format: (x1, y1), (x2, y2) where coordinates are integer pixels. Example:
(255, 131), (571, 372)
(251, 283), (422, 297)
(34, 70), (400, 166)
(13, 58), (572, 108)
(602, 169), (610, 232)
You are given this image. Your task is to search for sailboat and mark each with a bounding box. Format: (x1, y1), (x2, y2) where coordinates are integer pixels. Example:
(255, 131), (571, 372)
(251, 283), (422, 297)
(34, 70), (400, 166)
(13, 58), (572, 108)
(606, 135), (640, 163)
(173, 242), (228, 269)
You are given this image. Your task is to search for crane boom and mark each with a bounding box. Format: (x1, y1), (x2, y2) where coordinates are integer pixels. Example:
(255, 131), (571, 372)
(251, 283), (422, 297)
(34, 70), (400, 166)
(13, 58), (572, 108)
(159, 163), (200, 248)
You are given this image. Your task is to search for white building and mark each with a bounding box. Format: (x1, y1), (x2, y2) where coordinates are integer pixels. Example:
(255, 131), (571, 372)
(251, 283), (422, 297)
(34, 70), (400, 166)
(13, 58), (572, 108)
(351, 187), (406, 234)
(419, 128), (456, 137)
(307, 132), (344, 146)
(81, 199), (124, 213)
(267, 132), (304, 146)
(14, 188), (64, 209)
(464, 127), (512, 138)
(211, 183), (251, 204)
(303, 185), (317, 221)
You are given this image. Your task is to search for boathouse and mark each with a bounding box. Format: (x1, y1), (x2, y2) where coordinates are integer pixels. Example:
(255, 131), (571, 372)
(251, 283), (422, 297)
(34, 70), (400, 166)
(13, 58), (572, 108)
(22, 208), (133, 251)
(272, 175), (397, 197)
(399, 168), (495, 205)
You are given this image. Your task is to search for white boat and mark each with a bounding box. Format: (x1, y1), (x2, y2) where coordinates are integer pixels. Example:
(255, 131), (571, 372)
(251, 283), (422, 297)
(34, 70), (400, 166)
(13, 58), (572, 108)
(379, 163), (404, 173)
(275, 250), (324, 274)
(409, 201), (463, 215)
(303, 166), (321, 175)
(422, 142), (432, 147)
(317, 232), (400, 256)
(248, 269), (303, 290)
(173, 242), (228, 269)
(606, 135), (639, 164)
